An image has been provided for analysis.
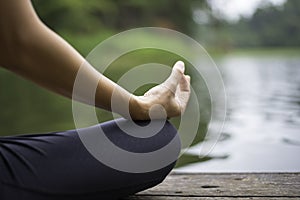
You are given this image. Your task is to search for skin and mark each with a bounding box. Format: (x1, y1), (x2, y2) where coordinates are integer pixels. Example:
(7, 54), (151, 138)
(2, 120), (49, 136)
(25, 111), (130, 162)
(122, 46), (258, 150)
(0, 0), (191, 120)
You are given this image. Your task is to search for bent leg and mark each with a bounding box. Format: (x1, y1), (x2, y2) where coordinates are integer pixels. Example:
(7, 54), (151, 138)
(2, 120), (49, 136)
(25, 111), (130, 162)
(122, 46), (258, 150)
(0, 119), (180, 200)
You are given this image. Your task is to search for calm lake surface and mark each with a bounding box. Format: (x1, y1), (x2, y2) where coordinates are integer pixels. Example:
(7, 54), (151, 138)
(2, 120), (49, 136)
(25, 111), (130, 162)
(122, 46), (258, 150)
(1, 50), (299, 172)
(176, 52), (300, 172)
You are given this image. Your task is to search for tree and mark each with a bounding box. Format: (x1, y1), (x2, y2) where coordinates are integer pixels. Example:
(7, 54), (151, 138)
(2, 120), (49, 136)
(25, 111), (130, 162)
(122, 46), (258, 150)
(32, 0), (204, 35)
(228, 0), (300, 47)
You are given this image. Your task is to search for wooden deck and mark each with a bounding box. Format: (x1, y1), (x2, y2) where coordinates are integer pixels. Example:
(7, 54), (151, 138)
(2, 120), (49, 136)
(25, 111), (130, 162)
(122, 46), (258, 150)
(126, 173), (300, 199)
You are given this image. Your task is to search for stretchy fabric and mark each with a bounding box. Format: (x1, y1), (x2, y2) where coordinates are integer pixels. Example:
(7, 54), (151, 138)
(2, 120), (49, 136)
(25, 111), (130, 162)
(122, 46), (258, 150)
(0, 119), (180, 200)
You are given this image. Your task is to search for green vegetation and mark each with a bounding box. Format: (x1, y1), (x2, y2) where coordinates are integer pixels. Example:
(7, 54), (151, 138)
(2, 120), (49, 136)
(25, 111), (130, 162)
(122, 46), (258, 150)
(31, 0), (300, 54)
(226, 0), (300, 48)
(214, 0), (299, 50)
(31, 0), (205, 57)
(0, 67), (75, 135)
(31, 0), (199, 35)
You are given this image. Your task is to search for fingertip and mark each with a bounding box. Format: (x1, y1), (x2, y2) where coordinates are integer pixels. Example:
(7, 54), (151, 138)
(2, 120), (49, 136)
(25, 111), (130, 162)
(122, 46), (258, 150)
(176, 60), (184, 67)
(165, 61), (185, 91)
(185, 75), (191, 82)
(174, 60), (185, 73)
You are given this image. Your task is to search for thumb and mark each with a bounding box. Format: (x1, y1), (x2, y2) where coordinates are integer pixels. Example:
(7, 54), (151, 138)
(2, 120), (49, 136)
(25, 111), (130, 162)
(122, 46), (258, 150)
(164, 61), (185, 93)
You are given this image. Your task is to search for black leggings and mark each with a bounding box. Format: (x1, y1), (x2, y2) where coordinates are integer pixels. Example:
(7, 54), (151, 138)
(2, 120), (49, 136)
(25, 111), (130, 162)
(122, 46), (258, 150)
(0, 119), (180, 200)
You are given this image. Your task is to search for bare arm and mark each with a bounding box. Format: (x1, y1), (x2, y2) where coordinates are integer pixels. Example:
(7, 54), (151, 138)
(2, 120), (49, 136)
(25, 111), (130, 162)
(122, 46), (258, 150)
(0, 0), (190, 120)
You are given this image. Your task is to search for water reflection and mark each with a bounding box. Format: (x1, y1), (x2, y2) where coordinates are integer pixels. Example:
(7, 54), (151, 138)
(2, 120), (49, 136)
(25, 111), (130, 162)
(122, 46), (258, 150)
(176, 54), (300, 172)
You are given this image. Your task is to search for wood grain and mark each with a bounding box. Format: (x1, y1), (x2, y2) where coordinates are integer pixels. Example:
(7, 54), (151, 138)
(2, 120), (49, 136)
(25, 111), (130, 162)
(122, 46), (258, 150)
(124, 173), (300, 200)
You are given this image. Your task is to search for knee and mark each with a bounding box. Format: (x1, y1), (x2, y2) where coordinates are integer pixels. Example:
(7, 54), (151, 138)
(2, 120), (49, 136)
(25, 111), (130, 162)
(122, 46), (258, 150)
(76, 119), (181, 198)
(103, 119), (181, 159)
(80, 118), (181, 174)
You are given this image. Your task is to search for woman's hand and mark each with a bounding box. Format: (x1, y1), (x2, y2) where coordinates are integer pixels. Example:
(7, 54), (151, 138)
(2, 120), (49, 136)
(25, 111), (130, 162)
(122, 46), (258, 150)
(131, 61), (191, 120)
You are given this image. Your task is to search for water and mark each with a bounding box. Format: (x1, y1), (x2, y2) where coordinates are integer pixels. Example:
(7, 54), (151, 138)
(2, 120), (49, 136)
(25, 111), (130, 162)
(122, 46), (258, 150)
(176, 53), (300, 172)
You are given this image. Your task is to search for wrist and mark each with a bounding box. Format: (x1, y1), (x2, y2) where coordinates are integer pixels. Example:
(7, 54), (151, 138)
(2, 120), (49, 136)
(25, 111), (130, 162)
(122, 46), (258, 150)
(129, 95), (150, 120)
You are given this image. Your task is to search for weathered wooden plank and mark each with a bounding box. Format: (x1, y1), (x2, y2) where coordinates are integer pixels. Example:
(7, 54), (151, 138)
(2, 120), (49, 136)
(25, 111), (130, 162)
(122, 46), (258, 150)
(135, 173), (300, 197)
(125, 197), (299, 200)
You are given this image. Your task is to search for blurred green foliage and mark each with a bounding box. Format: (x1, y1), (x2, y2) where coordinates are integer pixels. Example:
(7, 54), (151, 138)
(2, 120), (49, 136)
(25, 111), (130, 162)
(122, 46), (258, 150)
(31, 0), (206, 56)
(32, 0), (203, 35)
(228, 0), (300, 47)
(197, 0), (300, 50)
(31, 0), (300, 54)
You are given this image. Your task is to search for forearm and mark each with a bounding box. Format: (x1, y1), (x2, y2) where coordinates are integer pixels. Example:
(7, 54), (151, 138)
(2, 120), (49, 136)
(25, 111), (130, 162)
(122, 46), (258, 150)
(11, 22), (84, 100)
(0, 0), (145, 119)
(0, 1), (190, 121)
(9, 24), (144, 117)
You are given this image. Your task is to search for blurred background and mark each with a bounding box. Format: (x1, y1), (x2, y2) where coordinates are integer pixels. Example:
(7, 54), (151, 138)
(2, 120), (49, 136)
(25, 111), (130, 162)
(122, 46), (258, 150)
(0, 0), (299, 172)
